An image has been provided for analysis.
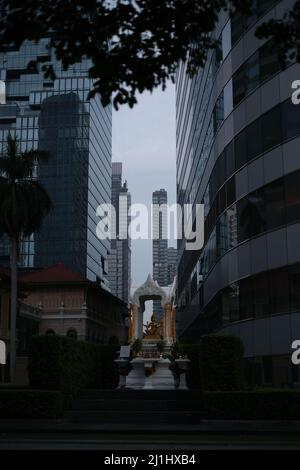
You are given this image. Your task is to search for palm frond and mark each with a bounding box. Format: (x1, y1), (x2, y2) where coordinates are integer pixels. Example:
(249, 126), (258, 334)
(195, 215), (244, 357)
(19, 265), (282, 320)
(22, 148), (50, 166)
(0, 135), (52, 239)
(0, 136), (51, 180)
(20, 180), (52, 236)
(5, 132), (18, 160)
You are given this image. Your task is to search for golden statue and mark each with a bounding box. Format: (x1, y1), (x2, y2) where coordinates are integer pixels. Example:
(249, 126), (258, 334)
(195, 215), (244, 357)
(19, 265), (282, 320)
(144, 314), (163, 340)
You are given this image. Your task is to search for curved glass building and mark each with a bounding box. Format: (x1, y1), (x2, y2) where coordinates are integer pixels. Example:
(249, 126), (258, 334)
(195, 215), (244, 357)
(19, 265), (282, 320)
(176, 0), (300, 386)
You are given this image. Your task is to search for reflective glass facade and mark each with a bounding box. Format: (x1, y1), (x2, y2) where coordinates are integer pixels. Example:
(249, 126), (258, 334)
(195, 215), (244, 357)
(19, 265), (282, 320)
(0, 39), (112, 284)
(176, 1), (300, 384)
(108, 162), (131, 304)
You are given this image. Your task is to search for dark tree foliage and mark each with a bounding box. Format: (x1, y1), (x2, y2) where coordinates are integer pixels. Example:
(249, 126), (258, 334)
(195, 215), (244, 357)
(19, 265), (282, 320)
(256, 0), (300, 66)
(0, 1), (295, 108)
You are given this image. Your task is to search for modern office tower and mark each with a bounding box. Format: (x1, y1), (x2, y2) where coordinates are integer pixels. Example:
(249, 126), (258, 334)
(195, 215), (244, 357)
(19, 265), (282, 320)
(152, 189), (177, 317)
(108, 162), (131, 304)
(0, 39), (112, 285)
(176, 0), (300, 386)
(167, 247), (178, 286)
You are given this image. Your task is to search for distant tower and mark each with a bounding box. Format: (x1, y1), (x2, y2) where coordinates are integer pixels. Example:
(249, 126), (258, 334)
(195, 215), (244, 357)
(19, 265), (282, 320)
(108, 162), (131, 304)
(152, 189), (177, 318)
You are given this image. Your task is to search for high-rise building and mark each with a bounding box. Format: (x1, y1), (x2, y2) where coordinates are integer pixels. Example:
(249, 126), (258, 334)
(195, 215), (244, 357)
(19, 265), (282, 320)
(176, 0), (300, 386)
(152, 189), (177, 317)
(108, 162), (131, 304)
(167, 247), (178, 286)
(0, 39), (112, 286)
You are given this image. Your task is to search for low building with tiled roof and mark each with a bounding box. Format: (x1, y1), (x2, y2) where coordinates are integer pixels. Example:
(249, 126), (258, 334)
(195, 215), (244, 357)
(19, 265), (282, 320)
(0, 263), (129, 385)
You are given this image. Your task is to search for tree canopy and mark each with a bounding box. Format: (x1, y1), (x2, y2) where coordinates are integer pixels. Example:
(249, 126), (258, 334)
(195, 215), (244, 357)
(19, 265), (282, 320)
(0, 0), (298, 108)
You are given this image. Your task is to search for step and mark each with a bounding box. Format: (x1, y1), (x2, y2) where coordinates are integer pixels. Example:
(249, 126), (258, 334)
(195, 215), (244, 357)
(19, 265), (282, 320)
(79, 389), (201, 400)
(71, 398), (202, 412)
(65, 409), (203, 424)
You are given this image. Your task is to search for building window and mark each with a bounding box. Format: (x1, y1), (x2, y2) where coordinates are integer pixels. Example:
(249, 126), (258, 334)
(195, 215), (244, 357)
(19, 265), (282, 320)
(67, 329), (78, 340)
(264, 178), (286, 230)
(234, 130), (247, 170)
(222, 20), (232, 60)
(239, 277), (254, 320)
(260, 39), (281, 82)
(237, 191), (265, 241)
(289, 264), (300, 312)
(285, 171), (300, 225)
(269, 267), (290, 315)
(0, 80), (6, 104)
(262, 104), (282, 152)
(282, 99), (300, 141)
(246, 118), (262, 162)
(45, 329), (56, 336)
(231, 0), (279, 46)
(262, 356), (273, 384)
(253, 272), (270, 318)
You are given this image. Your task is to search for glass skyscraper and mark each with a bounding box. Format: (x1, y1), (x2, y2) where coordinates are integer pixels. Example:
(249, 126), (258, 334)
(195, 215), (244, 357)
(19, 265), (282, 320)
(0, 39), (112, 285)
(108, 162), (131, 304)
(176, 0), (300, 386)
(152, 189), (177, 318)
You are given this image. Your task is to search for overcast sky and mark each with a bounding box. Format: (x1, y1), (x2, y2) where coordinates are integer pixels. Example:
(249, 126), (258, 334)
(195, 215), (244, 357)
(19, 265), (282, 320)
(112, 83), (176, 295)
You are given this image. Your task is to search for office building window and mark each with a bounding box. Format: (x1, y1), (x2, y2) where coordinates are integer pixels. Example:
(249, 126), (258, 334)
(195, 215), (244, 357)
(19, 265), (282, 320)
(253, 272), (270, 318)
(0, 80), (6, 104)
(269, 267), (290, 314)
(282, 99), (300, 141)
(260, 39), (281, 82)
(237, 191), (265, 241)
(239, 277), (254, 320)
(262, 104), (282, 152)
(289, 264), (300, 312)
(246, 51), (260, 93)
(235, 130), (247, 169)
(224, 79), (233, 118)
(225, 141), (235, 179)
(246, 118), (263, 162)
(222, 20), (232, 60)
(264, 178), (286, 230)
(285, 171), (300, 224)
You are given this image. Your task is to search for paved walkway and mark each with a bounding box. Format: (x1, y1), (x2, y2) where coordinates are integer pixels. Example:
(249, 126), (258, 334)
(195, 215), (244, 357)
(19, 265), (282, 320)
(1, 419), (300, 433)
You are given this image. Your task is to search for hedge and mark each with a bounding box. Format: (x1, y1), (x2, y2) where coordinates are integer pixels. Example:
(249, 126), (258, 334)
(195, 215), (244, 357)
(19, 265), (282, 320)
(28, 336), (120, 402)
(0, 390), (63, 419)
(28, 335), (97, 401)
(200, 391), (300, 420)
(179, 334), (244, 391)
(94, 345), (119, 389)
(176, 343), (202, 389)
(199, 335), (244, 391)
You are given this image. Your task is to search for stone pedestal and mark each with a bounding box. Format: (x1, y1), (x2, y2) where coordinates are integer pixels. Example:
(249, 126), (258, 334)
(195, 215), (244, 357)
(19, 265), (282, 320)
(126, 358), (146, 389)
(126, 357), (175, 390)
(175, 358), (190, 390)
(115, 359), (129, 389)
(151, 358), (175, 390)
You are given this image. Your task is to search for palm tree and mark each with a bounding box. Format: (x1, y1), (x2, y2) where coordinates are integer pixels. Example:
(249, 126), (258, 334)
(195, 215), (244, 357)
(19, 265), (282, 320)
(0, 134), (51, 383)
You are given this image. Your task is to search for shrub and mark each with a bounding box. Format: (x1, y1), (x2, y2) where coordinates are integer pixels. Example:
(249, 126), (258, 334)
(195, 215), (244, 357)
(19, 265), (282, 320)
(177, 335), (244, 391)
(176, 343), (202, 389)
(28, 335), (97, 402)
(201, 390), (300, 419)
(0, 390), (63, 418)
(199, 335), (244, 391)
(28, 336), (120, 403)
(94, 345), (119, 389)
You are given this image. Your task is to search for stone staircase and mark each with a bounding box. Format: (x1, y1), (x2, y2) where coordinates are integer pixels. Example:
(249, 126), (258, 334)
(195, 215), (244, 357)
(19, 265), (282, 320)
(66, 389), (203, 425)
